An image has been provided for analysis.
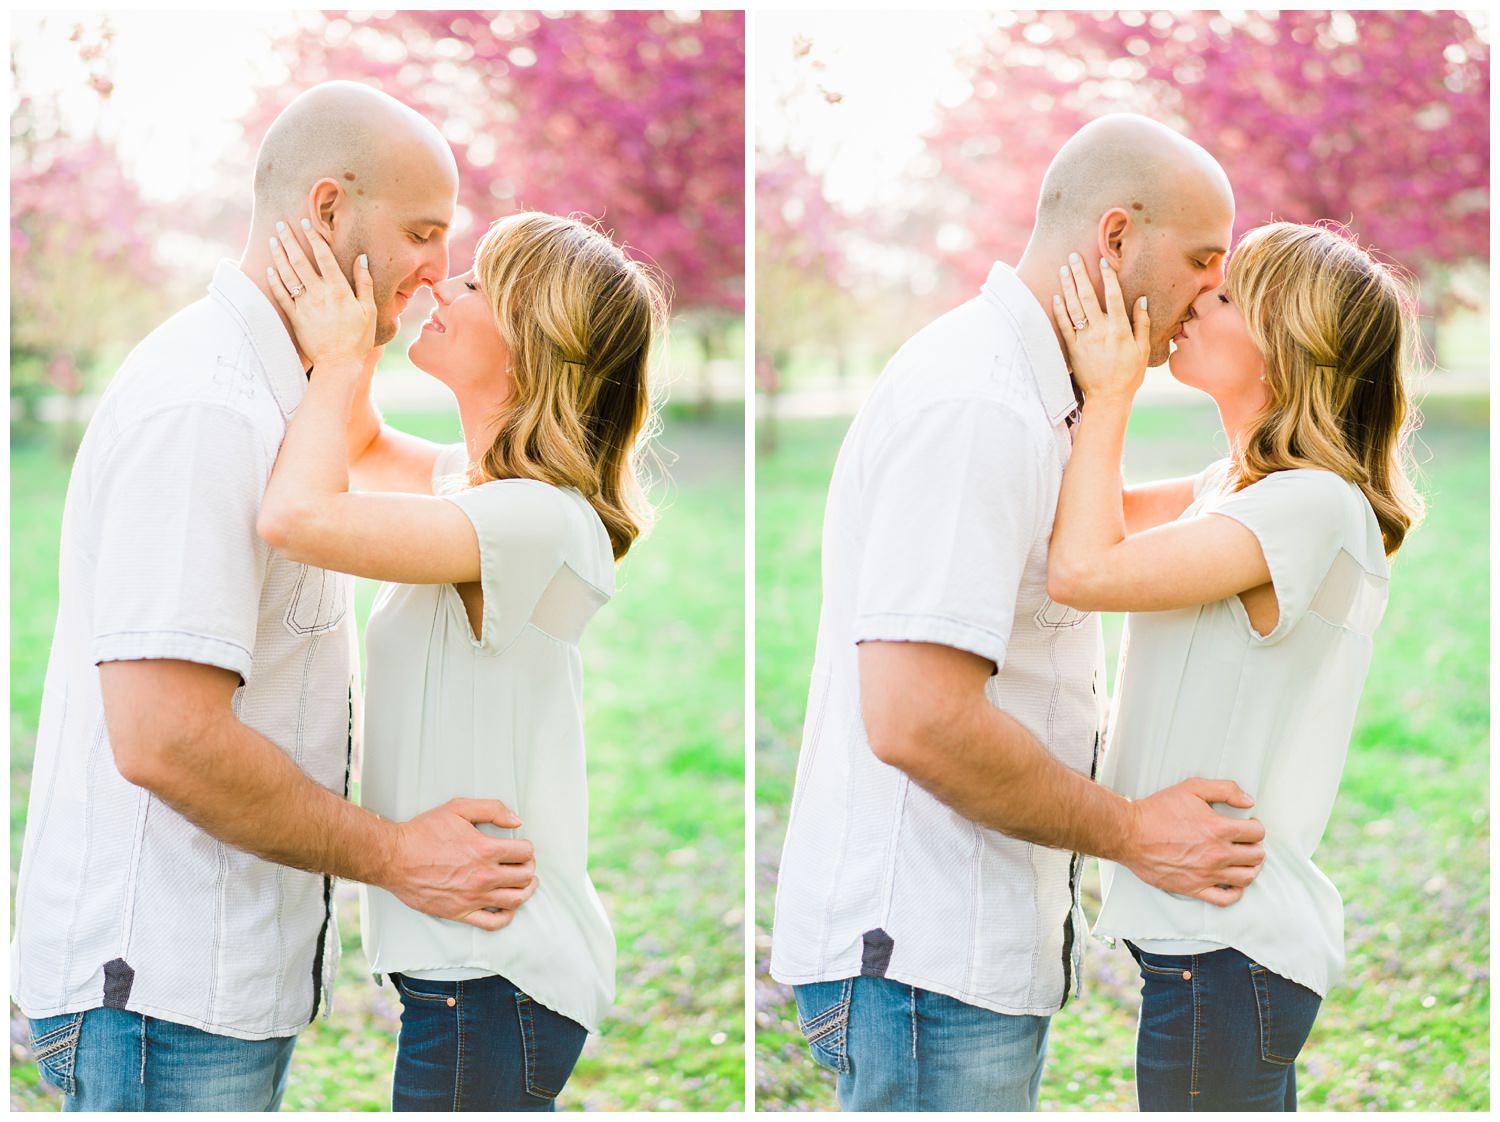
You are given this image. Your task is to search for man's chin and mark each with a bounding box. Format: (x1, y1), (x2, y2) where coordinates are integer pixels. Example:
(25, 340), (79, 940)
(373, 316), (400, 348)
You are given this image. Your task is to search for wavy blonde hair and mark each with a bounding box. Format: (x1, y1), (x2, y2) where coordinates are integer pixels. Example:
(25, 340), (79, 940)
(1226, 222), (1424, 556)
(469, 212), (666, 560)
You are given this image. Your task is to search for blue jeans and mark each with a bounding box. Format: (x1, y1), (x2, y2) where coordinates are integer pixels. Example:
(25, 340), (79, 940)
(1129, 942), (1323, 1111)
(26, 1007), (297, 1111)
(390, 972), (588, 1112)
(793, 976), (1051, 1111)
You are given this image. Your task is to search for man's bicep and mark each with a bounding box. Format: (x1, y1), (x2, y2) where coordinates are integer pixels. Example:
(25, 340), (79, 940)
(99, 659), (240, 764)
(858, 640), (994, 752)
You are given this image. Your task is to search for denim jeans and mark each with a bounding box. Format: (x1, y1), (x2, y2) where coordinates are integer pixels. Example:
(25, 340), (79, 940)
(390, 972), (588, 1112)
(26, 1006), (297, 1111)
(1129, 942), (1323, 1111)
(793, 976), (1051, 1111)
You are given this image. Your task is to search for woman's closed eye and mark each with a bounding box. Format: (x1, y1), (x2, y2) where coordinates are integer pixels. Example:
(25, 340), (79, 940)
(465, 280), (479, 292)
(1218, 293), (1231, 304)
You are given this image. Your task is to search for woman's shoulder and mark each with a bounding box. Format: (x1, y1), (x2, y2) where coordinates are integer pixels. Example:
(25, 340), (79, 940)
(1226, 467), (1385, 568)
(458, 478), (613, 563)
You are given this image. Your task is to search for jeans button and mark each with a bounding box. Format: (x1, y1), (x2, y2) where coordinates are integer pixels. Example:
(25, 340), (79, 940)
(1182, 970), (1192, 980)
(446, 997), (456, 1007)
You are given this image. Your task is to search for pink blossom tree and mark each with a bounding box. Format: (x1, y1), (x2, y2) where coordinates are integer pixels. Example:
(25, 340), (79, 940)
(238, 11), (745, 334)
(923, 10), (1489, 342)
(11, 20), (168, 448)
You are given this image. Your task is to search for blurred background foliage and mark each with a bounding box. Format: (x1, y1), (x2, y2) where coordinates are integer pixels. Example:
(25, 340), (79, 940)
(756, 9), (1490, 419)
(11, 10), (746, 1112)
(12, 10), (746, 443)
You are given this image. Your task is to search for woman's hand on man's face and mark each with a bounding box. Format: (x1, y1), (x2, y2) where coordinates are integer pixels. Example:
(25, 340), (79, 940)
(1051, 253), (1151, 405)
(266, 217), (377, 376)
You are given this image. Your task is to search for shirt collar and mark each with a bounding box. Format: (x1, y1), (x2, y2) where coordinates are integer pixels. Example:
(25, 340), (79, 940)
(208, 259), (306, 418)
(980, 261), (1079, 427)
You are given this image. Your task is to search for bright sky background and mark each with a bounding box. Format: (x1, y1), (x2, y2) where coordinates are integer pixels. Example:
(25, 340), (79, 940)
(755, 10), (995, 212)
(756, 9), (1491, 215)
(11, 10), (304, 202)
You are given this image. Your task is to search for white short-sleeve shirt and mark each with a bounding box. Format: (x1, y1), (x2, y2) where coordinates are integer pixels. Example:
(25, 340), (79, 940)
(358, 447), (617, 1032)
(770, 263), (1108, 1016)
(1093, 460), (1390, 995)
(11, 262), (357, 1040)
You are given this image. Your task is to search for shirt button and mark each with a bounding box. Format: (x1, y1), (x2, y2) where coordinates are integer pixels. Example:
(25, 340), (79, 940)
(446, 997), (457, 1007)
(1182, 970), (1192, 980)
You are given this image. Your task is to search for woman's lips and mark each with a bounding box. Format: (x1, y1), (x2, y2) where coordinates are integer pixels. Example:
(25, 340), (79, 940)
(422, 313), (446, 334)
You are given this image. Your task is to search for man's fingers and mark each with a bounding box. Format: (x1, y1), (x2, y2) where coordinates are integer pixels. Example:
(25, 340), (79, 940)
(1210, 863), (1257, 888)
(449, 796), (522, 830)
(458, 907), (515, 933)
(1197, 884), (1244, 908)
(483, 855), (536, 888)
(1184, 778), (1256, 809)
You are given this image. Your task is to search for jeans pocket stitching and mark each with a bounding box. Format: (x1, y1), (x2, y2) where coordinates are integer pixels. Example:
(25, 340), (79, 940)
(1250, 965), (1298, 1065)
(796, 979), (853, 1076)
(28, 1013), (84, 1096)
(394, 974), (457, 1004)
(514, 994), (563, 1100)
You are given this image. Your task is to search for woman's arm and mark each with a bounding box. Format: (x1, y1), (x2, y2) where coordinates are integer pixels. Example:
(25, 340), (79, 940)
(1046, 254), (1270, 613)
(257, 219), (480, 584)
(1123, 477), (1198, 535)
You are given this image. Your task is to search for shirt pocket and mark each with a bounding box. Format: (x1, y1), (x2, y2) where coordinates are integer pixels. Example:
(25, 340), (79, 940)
(283, 564), (348, 636)
(1034, 595), (1091, 630)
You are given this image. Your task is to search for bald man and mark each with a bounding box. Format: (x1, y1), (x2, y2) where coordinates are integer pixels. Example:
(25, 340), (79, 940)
(12, 82), (534, 1111)
(770, 114), (1263, 1111)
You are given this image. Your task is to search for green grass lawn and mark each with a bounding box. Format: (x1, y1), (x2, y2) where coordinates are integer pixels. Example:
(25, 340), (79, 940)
(10, 405), (746, 1112)
(755, 398), (1489, 1111)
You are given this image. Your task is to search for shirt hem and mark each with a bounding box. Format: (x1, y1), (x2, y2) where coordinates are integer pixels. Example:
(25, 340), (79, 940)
(12, 996), (305, 1042)
(769, 965), (1064, 1019)
(1089, 923), (1332, 997)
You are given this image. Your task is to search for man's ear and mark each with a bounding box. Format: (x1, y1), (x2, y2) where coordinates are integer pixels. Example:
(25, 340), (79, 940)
(305, 178), (344, 241)
(1097, 208), (1132, 269)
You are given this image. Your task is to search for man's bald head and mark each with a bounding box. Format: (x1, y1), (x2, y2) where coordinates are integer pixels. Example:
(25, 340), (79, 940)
(1025, 114), (1235, 365)
(247, 82), (459, 347)
(253, 81), (456, 219)
(1034, 114), (1232, 242)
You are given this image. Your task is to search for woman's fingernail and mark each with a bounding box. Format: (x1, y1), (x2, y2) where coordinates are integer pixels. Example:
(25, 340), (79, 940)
(1053, 294), (1061, 304)
(300, 217), (311, 230)
(1101, 257), (1110, 270)
(1069, 252), (1081, 265)
(358, 253), (368, 268)
(265, 266), (274, 278)
(1141, 296), (1148, 309)
(269, 236), (278, 249)
(275, 220), (286, 233)
(1060, 265), (1069, 277)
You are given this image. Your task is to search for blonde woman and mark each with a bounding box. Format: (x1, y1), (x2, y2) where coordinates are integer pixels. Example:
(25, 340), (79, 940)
(256, 212), (663, 1111)
(1047, 223), (1422, 1111)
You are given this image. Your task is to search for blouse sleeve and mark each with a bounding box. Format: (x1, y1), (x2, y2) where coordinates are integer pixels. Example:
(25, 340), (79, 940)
(440, 480), (580, 653)
(1209, 469), (1353, 643)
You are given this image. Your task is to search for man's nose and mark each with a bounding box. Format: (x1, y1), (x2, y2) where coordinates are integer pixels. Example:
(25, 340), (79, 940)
(420, 239), (451, 290)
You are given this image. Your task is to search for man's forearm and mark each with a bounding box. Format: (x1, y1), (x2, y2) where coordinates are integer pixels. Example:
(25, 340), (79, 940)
(906, 697), (1136, 860)
(136, 710), (397, 887)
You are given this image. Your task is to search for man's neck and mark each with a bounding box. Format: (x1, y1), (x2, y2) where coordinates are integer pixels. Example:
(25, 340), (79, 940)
(1014, 241), (1076, 363)
(237, 250), (311, 372)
